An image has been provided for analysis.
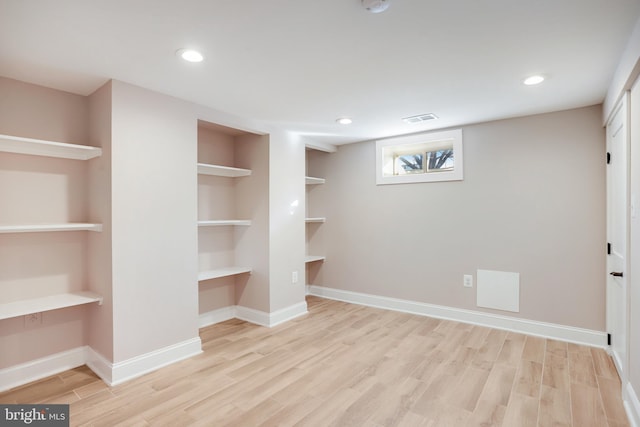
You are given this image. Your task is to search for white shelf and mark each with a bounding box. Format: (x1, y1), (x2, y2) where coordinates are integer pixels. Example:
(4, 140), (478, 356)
(0, 134), (102, 160)
(305, 255), (326, 263)
(198, 267), (252, 282)
(0, 291), (103, 320)
(305, 217), (326, 223)
(305, 176), (325, 185)
(198, 220), (251, 227)
(0, 223), (103, 233)
(198, 163), (251, 177)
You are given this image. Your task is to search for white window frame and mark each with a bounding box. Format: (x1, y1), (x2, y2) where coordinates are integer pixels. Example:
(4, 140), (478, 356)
(376, 129), (463, 185)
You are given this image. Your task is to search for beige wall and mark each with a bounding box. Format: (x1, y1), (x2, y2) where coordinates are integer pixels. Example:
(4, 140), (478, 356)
(310, 105), (606, 331)
(0, 77), (88, 144)
(268, 130), (306, 312)
(604, 15), (640, 123)
(235, 134), (270, 311)
(110, 81), (199, 362)
(87, 81), (114, 360)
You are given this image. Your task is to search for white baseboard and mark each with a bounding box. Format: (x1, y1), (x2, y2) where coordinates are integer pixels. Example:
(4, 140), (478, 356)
(268, 301), (308, 327)
(88, 338), (203, 387)
(625, 381), (640, 427)
(308, 285), (607, 348)
(235, 305), (271, 327)
(1, 337), (204, 392)
(199, 306), (236, 328)
(0, 346), (88, 392)
(200, 301), (308, 328)
(107, 337), (202, 386)
(1, 300), (307, 392)
(85, 347), (114, 385)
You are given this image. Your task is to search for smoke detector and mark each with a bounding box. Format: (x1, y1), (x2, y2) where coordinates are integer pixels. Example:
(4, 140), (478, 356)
(362, 0), (390, 13)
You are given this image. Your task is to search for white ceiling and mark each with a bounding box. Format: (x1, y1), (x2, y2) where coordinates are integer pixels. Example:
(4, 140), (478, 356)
(1, 0), (639, 145)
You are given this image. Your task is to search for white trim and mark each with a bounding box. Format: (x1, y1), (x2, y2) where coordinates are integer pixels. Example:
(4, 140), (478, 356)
(202, 302), (308, 328)
(625, 381), (640, 427)
(108, 337), (202, 386)
(235, 305), (271, 327)
(2, 301), (307, 391)
(0, 346), (88, 392)
(308, 285), (607, 348)
(85, 347), (114, 385)
(268, 301), (308, 327)
(0, 133), (102, 160)
(199, 306), (237, 328)
(376, 129), (463, 185)
(88, 338), (203, 387)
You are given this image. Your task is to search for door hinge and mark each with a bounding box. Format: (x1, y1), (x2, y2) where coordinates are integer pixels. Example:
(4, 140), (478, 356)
(607, 242), (611, 255)
(607, 152), (611, 164)
(607, 333), (612, 346)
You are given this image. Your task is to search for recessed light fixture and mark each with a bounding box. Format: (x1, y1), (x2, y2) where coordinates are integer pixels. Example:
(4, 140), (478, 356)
(362, 0), (390, 13)
(176, 48), (204, 63)
(336, 117), (353, 125)
(402, 113), (438, 124)
(523, 75), (545, 86)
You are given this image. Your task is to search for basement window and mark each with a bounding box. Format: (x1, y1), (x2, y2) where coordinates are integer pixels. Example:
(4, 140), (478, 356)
(376, 129), (463, 185)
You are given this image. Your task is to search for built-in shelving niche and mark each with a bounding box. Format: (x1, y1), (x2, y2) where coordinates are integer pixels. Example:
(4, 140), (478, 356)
(197, 120), (268, 319)
(305, 148), (330, 290)
(0, 134), (104, 320)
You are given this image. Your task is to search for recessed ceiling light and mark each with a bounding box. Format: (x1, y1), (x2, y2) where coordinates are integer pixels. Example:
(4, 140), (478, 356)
(176, 48), (204, 63)
(362, 0), (390, 13)
(336, 117), (353, 125)
(523, 75), (545, 86)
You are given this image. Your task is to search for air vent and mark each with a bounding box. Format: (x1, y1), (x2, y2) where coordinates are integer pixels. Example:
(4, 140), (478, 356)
(402, 113), (438, 124)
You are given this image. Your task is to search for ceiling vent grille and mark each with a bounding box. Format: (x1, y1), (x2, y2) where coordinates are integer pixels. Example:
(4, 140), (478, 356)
(402, 113), (438, 124)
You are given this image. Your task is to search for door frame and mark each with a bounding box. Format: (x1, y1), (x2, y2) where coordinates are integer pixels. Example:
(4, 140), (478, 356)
(606, 93), (631, 383)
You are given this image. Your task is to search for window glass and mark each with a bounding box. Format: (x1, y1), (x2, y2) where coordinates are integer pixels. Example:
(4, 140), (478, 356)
(376, 129), (463, 185)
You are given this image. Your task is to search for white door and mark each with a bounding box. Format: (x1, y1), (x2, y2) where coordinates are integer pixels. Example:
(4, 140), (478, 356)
(607, 94), (629, 379)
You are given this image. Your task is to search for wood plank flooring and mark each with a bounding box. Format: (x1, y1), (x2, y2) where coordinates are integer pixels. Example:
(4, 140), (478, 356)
(0, 296), (629, 426)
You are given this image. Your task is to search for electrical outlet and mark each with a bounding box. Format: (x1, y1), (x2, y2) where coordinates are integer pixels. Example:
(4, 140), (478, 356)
(463, 275), (473, 288)
(292, 271), (299, 284)
(24, 312), (42, 328)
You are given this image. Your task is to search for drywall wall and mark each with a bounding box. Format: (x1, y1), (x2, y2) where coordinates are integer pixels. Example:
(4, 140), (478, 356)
(87, 81), (114, 360)
(235, 133), (270, 312)
(604, 15), (640, 123)
(0, 77), (88, 143)
(110, 81), (200, 362)
(0, 77), (91, 368)
(268, 130), (306, 313)
(308, 105), (605, 331)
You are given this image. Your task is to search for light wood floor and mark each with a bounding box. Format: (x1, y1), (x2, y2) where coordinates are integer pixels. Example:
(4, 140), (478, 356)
(0, 296), (630, 426)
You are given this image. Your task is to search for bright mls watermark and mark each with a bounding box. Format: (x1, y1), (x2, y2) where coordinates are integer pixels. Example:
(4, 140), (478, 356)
(1, 405), (69, 426)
